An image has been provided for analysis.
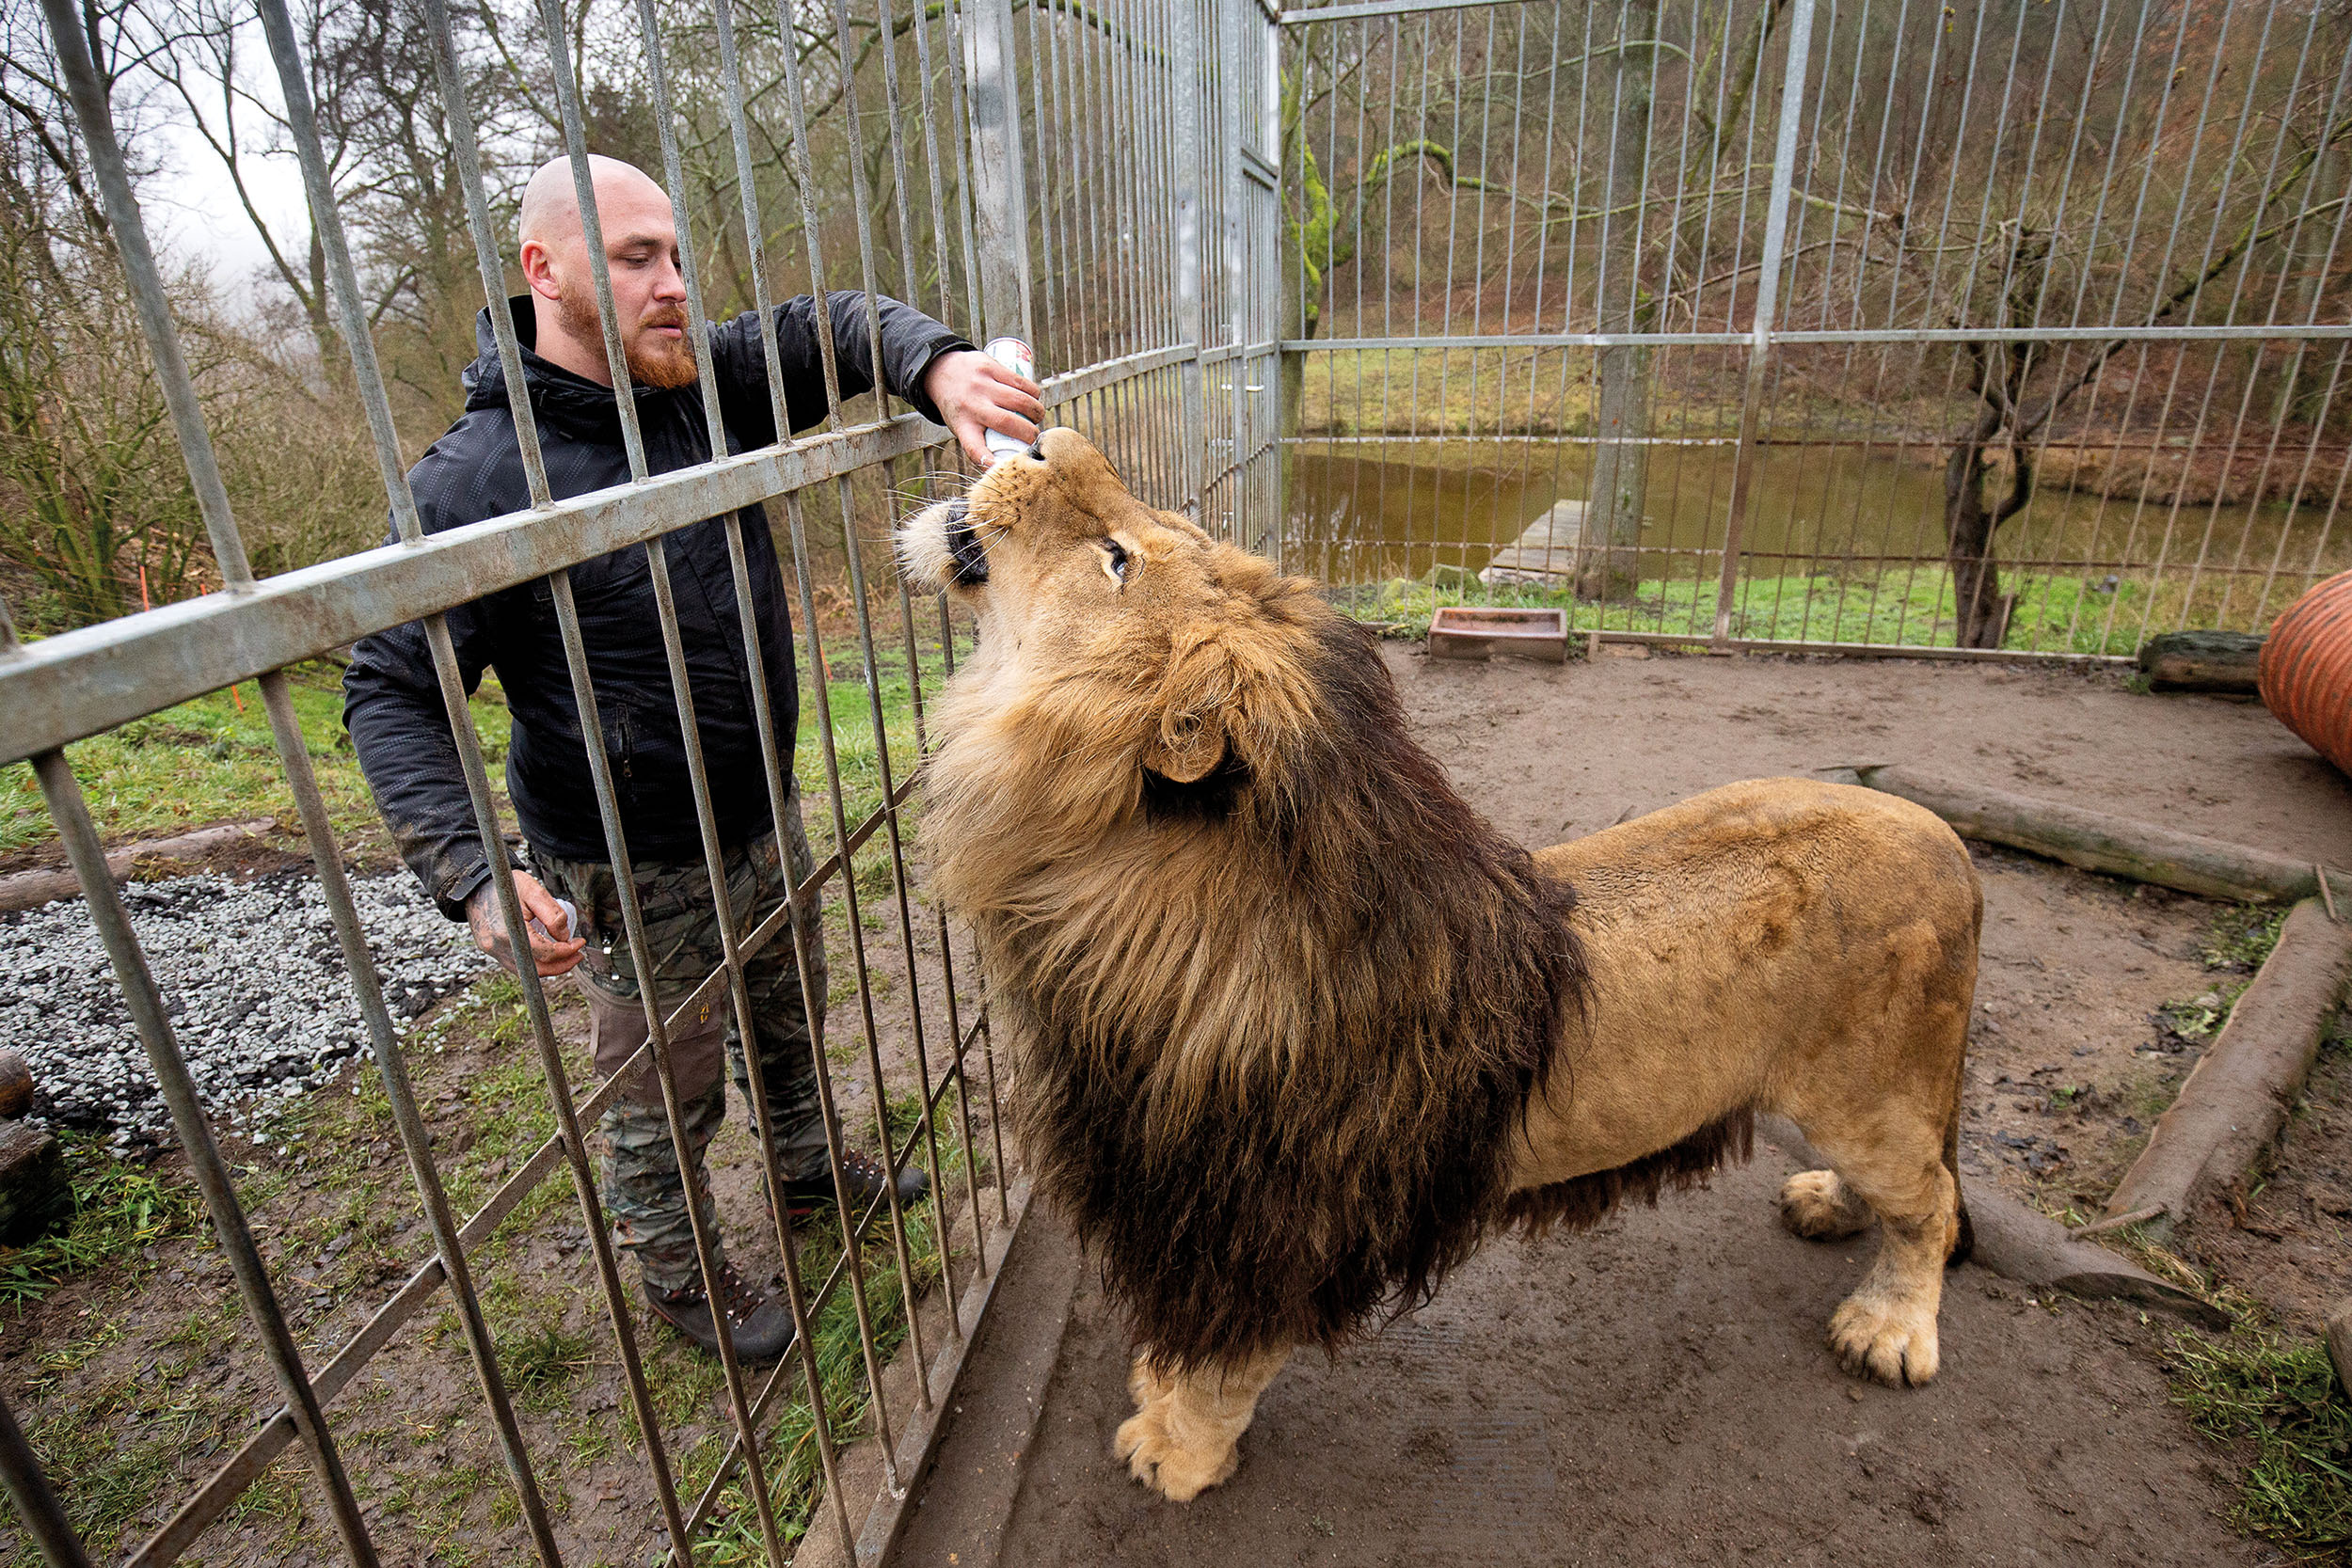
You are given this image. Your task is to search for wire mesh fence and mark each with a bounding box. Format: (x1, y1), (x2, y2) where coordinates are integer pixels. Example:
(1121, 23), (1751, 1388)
(1281, 0), (2352, 656)
(0, 0), (1271, 1563)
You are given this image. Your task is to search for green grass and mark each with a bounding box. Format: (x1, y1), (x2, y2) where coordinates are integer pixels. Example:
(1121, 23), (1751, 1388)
(0, 661), (512, 858)
(793, 626), (957, 842)
(0, 1135), (205, 1310)
(2169, 1325), (2352, 1560)
(1330, 560), (2217, 657)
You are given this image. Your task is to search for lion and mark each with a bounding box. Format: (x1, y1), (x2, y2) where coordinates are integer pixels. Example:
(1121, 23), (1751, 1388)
(898, 428), (1979, 1504)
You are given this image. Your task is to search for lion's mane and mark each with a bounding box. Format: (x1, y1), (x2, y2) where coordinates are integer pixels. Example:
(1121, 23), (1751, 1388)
(922, 557), (1590, 1369)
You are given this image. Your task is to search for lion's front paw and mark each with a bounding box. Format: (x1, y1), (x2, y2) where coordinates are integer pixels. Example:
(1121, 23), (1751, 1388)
(1113, 1407), (1239, 1502)
(1114, 1401), (1168, 1467)
(1779, 1170), (1871, 1241)
(1827, 1294), (1940, 1387)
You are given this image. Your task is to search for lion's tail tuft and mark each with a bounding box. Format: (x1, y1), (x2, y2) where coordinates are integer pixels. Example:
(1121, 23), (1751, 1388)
(1947, 1199), (1976, 1269)
(1942, 1069), (1974, 1269)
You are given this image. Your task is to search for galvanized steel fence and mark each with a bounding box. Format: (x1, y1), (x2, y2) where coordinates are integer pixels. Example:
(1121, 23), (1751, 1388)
(1, 0), (2340, 1562)
(1280, 0), (2352, 657)
(0, 0), (1277, 1563)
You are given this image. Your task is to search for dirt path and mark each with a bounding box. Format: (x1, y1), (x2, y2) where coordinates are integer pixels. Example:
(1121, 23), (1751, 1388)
(997, 1154), (2260, 1567)
(912, 648), (2349, 1567)
(1401, 646), (2352, 871)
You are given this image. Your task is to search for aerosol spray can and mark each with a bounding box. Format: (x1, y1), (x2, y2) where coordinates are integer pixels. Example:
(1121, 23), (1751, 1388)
(527, 896), (583, 947)
(982, 336), (1035, 463)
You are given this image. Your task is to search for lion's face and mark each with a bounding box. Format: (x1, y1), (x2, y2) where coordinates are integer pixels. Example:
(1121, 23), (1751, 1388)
(898, 426), (1290, 784)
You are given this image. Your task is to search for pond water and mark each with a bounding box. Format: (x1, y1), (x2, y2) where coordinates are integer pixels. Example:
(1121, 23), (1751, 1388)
(1284, 441), (2339, 638)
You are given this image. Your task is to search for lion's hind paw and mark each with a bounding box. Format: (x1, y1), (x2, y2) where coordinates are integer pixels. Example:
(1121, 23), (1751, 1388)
(1827, 1294), (1941, 1387)
(1778, 1170), (1872, 1241)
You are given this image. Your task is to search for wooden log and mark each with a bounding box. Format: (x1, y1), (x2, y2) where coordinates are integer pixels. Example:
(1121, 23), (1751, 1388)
(2137, 629), (2265, 693)
(2106, 898), (2352, 1225)
(2328, 1298), (2351, 1397)
(0, 1049), (28, 1120)
(0, 816), (278, 913)
(0, 1117), (72, 1247)
(1818, 765), (2339, 903)
(1761, 1117), (2222, 1322)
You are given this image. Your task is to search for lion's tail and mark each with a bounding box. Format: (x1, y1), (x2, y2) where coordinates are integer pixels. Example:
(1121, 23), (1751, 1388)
(1943, 1061), (1975, 1270)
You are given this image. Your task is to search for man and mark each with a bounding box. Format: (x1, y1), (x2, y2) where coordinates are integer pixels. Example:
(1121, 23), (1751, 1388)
(343, 155), (1041, 1360)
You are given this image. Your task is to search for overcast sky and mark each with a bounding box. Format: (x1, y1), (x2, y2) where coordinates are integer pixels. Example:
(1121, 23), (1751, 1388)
(145, 127), (305, 306)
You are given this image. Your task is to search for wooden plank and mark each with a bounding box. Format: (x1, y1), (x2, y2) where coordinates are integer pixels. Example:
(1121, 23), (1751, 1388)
(1478, 499), (1588, 586)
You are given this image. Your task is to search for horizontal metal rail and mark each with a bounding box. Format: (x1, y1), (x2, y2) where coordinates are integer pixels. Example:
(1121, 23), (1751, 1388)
(0, 342), (1211, 770)
(1042, 341), (1200, 405)
(1278, 0), (1526, 25)
(1287, 325), (2352, 352)
(0, 415), (936, 767)
(1200, 338), (1285, 366)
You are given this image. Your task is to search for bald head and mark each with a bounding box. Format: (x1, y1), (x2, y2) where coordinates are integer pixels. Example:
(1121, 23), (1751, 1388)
(517, 153), (670, 249)
(516, 154), (695, 390)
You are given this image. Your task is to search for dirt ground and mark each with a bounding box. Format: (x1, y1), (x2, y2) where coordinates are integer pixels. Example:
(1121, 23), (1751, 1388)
(908, 646), (2352, 1568)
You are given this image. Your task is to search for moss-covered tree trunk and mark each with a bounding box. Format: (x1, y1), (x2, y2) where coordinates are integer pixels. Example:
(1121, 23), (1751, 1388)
(1583, 3), (1657, 603)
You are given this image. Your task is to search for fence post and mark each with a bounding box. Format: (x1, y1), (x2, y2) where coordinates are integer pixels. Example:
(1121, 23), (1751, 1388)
(1172, 2), (1207, 517)
(1711, 0), (1817, 647)
(1262, 6), (1285, 572)
(962, 0), (1034, 349)
(1220, 0), (1250, 547)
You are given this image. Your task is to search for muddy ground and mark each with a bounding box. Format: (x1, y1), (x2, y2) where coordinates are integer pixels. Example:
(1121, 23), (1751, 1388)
(901, 646), (2352, 1568)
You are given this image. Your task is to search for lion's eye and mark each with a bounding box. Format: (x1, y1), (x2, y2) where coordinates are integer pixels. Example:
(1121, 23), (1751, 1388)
(1100, 539), (1129, 585)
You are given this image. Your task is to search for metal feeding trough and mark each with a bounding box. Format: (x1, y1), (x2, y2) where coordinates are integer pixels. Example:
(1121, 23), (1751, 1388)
(1426, 606), (1570, 662)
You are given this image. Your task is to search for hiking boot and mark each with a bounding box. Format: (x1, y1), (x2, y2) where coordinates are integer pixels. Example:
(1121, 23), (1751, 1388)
(777, 1148), (929, 1216)
(643, 1260), (797, 1362)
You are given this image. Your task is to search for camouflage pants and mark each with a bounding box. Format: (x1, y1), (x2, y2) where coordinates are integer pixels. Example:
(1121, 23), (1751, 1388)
(534, 798), (828, 1293)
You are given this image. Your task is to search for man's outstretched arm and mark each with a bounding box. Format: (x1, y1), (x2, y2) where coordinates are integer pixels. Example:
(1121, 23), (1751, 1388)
(714, 292), (1042, 465)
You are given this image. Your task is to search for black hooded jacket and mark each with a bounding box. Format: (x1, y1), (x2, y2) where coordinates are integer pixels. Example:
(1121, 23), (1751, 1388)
(342, 293), (970, 919)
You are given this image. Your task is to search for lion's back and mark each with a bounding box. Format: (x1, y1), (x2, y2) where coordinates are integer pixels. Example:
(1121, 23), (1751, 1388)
(1508, 778), (1980, 1185)
(1536, 777), (1979, 943)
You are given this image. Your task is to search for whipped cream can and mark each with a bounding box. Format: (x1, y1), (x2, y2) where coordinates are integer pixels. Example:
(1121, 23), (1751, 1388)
(982, 336), (1035, 461)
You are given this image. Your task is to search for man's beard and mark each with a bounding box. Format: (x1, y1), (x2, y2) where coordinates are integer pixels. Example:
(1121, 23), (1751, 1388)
(555, 288), (699, 390)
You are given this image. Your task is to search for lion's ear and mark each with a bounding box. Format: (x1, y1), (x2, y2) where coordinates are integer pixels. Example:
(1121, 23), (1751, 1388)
(1141, 710), (1226, 784)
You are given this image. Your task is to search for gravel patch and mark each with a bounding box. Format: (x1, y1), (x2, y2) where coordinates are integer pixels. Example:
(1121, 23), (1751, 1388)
(0, 871), (492, 1154)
